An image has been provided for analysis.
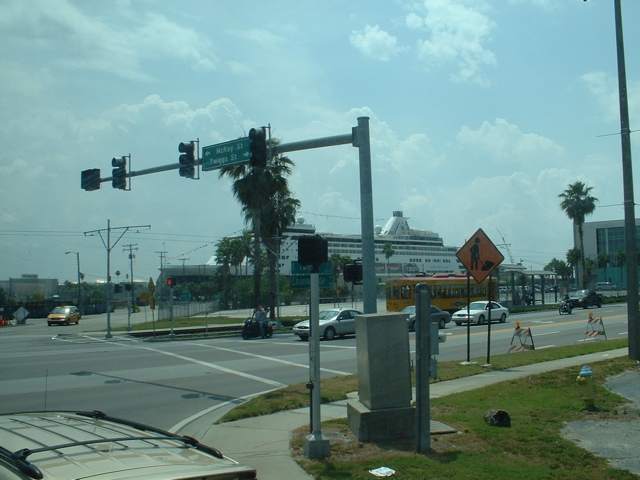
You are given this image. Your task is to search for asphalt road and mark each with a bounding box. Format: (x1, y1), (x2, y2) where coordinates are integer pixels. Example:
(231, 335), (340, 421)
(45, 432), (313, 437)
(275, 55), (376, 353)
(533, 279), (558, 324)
(0, 301), (630, 437)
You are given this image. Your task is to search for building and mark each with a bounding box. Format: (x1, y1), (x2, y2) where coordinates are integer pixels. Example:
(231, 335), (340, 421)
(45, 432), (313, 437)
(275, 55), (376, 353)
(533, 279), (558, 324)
(583, 218), (640, 288)
(0, 274), (58, 301)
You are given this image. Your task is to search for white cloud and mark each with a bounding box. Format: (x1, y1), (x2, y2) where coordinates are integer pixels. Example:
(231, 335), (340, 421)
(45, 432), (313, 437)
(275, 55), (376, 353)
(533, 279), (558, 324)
(0, 0), (217, 82)
(408, 0), (496, 83)
(350, 24), (406, 62)
(456, 118), (566, 165)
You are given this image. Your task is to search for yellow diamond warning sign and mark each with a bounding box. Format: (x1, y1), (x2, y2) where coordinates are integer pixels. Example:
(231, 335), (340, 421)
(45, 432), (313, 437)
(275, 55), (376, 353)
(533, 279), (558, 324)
(456, 228), (504, 283)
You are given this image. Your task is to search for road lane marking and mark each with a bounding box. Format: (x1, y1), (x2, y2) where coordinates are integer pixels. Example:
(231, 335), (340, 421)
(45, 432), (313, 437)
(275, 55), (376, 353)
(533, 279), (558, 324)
(170, 387), (280, 433)
(87, 337), (286, 388)
(189, 343), (351, 376)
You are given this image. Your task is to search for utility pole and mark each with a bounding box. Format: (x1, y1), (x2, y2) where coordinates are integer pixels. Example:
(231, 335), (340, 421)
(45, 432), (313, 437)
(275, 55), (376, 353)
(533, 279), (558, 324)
(178, 257), (190, 277)
(124, 243), (138, 332)
(85, 221), (150, 339)
(612, 0), (639, 360)
(65, 251), (82, 314)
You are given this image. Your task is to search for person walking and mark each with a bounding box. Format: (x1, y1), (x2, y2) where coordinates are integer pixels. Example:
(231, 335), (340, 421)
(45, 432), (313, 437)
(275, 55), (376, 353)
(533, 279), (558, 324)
(256, 305), (268, 339)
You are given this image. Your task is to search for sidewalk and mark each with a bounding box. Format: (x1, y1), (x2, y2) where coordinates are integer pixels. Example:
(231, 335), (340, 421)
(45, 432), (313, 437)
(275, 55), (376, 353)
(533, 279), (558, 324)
(183, 348), (635, 479)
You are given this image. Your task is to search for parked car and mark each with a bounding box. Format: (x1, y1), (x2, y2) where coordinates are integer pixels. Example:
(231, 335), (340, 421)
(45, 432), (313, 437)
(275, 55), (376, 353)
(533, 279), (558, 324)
(400, 305), (451, 330)
(0, 410), (256, 480)
(570, 289), (603, 309)
(596, 282), (616, 291)
(46, 306), (81, 326)
(452, 301), (509, 326)
(292, 308), (362, 340)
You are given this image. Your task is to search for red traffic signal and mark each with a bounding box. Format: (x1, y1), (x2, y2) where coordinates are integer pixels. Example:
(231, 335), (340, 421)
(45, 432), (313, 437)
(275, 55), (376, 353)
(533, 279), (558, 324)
(166, 278), (176, 288)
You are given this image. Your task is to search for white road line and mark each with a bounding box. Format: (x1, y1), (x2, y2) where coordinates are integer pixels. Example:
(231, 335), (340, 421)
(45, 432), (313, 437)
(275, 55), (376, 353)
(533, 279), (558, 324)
(88, 337), (285, 388)
(170, 387), (280, 433)
(189, 343), (351, 376)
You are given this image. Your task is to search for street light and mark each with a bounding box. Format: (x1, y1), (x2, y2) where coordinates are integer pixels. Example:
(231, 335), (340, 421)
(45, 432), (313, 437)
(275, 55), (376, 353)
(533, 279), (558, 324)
(65, 251), (82, 314)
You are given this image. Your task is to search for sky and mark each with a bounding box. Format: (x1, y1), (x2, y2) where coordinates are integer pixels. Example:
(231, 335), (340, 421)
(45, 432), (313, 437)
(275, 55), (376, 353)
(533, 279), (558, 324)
(1, 0), (640, 286)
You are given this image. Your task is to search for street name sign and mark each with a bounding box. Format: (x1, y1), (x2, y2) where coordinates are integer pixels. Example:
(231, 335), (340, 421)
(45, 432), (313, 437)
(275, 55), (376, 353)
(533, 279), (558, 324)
(456, 228), (504, 283)
(202, 138), (251, 171)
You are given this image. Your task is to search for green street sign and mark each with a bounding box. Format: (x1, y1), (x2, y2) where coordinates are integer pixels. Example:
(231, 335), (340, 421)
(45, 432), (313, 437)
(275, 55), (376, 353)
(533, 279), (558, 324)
(291, 274), (333, 290)
(290, 261), (332, 275)
(202, 138), (251, 171)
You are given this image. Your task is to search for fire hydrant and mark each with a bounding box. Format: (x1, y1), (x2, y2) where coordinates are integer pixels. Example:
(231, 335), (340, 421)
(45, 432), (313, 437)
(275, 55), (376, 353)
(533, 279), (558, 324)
(576, 365), (595, 409)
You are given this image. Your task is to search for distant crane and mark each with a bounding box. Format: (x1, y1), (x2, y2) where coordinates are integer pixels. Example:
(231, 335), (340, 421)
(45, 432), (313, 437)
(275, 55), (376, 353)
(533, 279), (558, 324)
(496, 228), (515, 264)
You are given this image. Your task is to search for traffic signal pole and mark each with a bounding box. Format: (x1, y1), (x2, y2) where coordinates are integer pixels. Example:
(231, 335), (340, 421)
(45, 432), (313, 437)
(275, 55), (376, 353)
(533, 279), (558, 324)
(272, 117), (375, 313)
(82, 117), (376, 313)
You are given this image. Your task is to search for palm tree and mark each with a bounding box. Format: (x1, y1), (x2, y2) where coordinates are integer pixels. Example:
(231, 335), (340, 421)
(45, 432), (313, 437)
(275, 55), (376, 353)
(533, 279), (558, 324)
(566, 248), (581, 287)
(219, 138), (298, 308)
(558, 182), (598, 289)
(382, 242), (395, 277)
(249, 192), (300, 317)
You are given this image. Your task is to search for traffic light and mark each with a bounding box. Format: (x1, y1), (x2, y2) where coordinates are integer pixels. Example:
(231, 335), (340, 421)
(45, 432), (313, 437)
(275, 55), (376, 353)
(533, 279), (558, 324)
(298, 235), (328, 267)
(114, 284), (123, 293)
(111, 156), (127, 190)
(249, 127), (267, 168)
(166, 278), (176, 288)
(343, 262), (363, 284)
(178, 141), (195, 178)
(81, 168), (101, 191)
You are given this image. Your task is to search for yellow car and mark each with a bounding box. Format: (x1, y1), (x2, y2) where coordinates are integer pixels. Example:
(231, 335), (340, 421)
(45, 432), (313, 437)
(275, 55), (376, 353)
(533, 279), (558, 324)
(47, 306), (81, 326)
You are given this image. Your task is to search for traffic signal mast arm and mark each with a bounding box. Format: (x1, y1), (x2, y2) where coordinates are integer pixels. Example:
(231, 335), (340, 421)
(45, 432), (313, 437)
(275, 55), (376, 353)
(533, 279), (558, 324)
(83, 157), (205, 189)
(83, 130), (357, 190)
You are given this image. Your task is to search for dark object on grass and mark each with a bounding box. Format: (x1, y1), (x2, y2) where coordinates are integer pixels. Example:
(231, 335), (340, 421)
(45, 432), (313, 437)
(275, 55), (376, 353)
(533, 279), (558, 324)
(484, 409), (511, 427)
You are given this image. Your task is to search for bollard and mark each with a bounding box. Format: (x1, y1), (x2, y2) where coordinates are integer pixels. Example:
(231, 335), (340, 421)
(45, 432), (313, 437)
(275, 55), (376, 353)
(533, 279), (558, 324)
(576, 365), (595, 409)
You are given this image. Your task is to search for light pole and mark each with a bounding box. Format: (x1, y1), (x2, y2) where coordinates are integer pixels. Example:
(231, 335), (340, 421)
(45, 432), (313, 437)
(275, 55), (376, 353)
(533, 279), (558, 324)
(65, 251), (82, 313)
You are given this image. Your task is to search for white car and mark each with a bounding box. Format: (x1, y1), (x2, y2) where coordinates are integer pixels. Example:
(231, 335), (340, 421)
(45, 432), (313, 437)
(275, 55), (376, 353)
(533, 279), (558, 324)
(292, 308), (363, 340)
(452, 301), (509, 326)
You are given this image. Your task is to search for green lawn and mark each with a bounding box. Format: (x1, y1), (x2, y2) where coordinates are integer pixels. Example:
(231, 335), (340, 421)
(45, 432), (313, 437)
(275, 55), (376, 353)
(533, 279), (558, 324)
(219, 339), (639, 479)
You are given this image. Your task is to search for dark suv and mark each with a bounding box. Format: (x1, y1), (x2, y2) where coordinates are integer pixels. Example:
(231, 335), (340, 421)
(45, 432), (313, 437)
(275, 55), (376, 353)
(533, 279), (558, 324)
(569, 289), (603, 309)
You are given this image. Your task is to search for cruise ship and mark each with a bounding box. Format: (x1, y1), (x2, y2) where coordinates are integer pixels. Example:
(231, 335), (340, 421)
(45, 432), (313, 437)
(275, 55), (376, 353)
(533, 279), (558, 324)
(278, 211), (463, 278)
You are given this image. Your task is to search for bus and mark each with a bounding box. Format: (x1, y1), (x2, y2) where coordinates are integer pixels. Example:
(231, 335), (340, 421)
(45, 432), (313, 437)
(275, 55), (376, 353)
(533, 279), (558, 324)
(385, 274), (498, 313)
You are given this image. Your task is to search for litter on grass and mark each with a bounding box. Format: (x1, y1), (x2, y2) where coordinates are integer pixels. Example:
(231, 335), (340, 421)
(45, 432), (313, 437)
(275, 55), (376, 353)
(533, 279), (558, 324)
(369, 466), (396, 477)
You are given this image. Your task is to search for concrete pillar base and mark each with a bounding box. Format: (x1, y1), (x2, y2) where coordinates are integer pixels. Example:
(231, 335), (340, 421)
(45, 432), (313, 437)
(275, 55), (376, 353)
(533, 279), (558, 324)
(304, 433), (331, 459)
(347, 399), (415, 443)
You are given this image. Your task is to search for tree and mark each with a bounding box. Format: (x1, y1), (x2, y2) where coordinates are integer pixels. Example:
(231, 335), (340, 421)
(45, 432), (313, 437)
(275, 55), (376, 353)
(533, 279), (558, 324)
(215, 237), (234, 309)
(616, 249), (626, 289)
(585, 258), (595, 281)
(330, 253), (353, 286)
(382, 243), (395, 277)
(566, 247), (581, 285)
(558, 181), (598, 289)
(545, 258), (573, 294)
(597, 251), (610, 284)
(253, 192), (300, 318)
(219, 137), (298, 309)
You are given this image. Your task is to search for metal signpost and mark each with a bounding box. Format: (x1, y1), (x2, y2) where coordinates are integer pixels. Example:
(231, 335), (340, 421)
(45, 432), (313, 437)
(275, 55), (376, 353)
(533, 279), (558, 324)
(456, 228), (504, 365)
